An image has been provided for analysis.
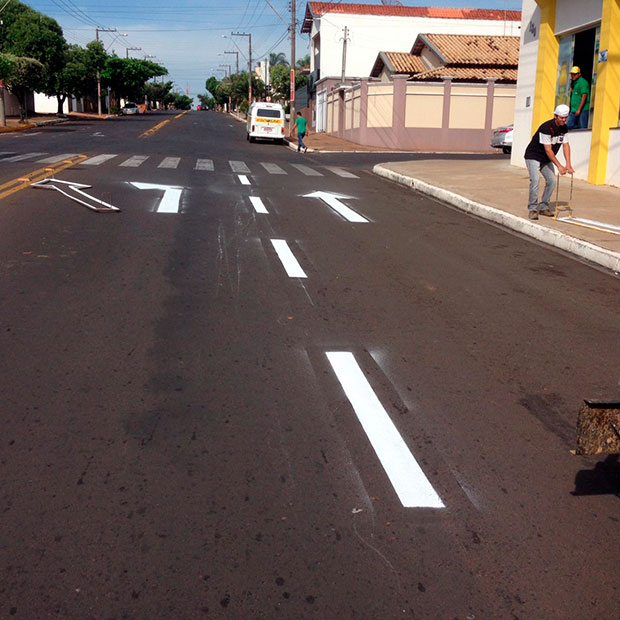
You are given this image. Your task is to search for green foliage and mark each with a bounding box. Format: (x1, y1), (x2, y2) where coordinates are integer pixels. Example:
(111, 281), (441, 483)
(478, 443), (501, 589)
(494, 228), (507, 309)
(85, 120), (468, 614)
(5, 56), (45, 120)
(269, 52), (288, 67)
(102, 57), (167, 101)
(172, 93), (192, 110)
(144, 80), (175, 108)
(0, 53), (18, 82)
(197, 93), (215, 109)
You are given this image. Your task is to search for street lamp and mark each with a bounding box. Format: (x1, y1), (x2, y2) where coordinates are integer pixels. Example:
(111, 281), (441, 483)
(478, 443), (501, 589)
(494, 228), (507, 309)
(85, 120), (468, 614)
(126, 47), (141, 58)
(224, 51), (239, 74)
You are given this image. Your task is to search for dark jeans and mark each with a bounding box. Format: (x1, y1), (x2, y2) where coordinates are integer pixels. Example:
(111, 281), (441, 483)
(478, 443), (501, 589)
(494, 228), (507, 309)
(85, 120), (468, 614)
(297, 132), (306, 151)
(567, 110), (589, 129)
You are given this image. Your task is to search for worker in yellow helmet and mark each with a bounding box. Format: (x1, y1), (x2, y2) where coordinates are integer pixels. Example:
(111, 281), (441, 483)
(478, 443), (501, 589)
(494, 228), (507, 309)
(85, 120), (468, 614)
(567, 66), (590, 129)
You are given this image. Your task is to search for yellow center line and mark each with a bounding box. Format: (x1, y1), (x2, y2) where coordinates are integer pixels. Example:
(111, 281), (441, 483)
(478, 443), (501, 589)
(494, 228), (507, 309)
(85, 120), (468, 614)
(174, 110), (190, 119)
(0, 155), (87, 201)
(139, 118), (171, 138)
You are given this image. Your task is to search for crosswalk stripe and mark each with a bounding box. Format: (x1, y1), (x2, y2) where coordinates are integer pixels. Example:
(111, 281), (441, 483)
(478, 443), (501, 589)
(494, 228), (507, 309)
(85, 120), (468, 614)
(158, 157), (180, 169)
(238, 175), (251, 185)
(82, 154), (118, 166)
(2, 152), (46, 162)
(37, 153), (79, 163)
(195, 159), (214, 171)
(325, 166), (359, 179)
(260, 162), (286, 175)
(290, 163), (323, 176)
(120, 155), (149, 167)
(230, 160), (250, 173)
(249, 196), (268, 214)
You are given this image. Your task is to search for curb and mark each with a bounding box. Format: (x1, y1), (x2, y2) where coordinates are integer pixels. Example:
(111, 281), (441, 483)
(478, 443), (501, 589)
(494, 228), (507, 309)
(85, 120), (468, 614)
(373, 164), (620, 275)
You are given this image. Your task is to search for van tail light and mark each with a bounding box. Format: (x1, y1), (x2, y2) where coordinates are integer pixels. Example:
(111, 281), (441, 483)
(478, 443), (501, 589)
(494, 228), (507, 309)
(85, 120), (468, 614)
(281, 126), (284, 135)
(252, 124), (255, 131)
(497, 128), (511, 133)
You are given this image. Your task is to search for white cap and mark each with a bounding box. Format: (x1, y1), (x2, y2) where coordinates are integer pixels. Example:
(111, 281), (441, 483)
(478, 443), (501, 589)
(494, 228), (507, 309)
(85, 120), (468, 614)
(554, 104), (570, 117)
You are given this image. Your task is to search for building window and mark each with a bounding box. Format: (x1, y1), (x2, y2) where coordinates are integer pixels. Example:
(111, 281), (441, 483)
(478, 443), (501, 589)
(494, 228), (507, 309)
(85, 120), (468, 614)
(555, 25), (600, 129)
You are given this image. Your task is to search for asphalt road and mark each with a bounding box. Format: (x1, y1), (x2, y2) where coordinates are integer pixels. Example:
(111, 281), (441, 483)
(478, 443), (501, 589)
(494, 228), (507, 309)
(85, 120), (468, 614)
(1, 110), (619, 619)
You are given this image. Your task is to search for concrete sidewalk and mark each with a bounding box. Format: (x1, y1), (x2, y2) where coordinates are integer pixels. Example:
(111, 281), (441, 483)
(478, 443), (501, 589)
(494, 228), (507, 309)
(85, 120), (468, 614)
(374, 158), (620, 274)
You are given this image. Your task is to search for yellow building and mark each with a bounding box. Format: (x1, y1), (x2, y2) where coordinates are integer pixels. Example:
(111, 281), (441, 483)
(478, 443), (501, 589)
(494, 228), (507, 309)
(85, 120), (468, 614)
(512, 0), (620, 186)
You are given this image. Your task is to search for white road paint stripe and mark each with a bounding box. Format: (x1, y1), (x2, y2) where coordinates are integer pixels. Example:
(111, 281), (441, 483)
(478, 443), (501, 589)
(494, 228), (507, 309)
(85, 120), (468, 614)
(249, 196), (268, 214)
(3, 152), (46, 162)
(326, 352), (444, 509)
(131, 182), (183, 213)
(195, 159), (214, 171)
(82, 154), (118, 166)
(120, 155), (149, 167)
(326, 166), (359, 179)
(238, 175), (251, 185)
(291, 163), (323, 176)
(261, 162), (286, 174)
(158, 157), (181, 169)
(270, 239), (307, 278)
(37, 153), (79, 163)
(230, 160), (250, 173)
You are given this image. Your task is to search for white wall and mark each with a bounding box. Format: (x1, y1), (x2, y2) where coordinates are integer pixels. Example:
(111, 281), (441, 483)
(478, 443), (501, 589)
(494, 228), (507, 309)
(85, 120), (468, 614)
(606, 129), (620, 187)
(566, 130), (592, 180)
(313, 13), (521, 79)
(555, 0), (602, 34)
(34, 92), (67, 114)
(511, 0), (539, 166)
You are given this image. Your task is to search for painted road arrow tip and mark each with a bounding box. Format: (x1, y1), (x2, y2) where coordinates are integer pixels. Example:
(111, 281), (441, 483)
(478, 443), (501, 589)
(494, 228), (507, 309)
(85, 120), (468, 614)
(302, 190), (356, 200)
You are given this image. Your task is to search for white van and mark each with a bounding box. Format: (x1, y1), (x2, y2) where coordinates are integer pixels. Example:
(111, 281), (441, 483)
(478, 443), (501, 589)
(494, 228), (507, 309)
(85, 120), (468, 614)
(246, 102), (285, 143)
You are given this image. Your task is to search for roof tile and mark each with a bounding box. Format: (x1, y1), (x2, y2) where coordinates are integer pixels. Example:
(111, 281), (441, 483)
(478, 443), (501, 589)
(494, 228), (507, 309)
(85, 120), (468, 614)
(414, 33), (519, 65)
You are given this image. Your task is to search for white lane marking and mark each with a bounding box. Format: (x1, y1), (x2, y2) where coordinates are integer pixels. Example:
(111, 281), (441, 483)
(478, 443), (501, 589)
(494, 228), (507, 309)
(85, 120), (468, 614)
(326, 352), (444, 509)
(82, 154), (118, 166)
(230, 160), (250, 173)
(195, 159), (214, 171)
(557, 216), (620, 236)
(291, 163), (323, 176)
(130, 182), (183, 213)
(249, 196), (268, 214)
(3, 152), (47, 162)
(270, 239), (307, 278)
(37, 153), (79, 163)
(261, 162), (286, 174)
(325, 166), (359, 179)
(158, 157), (181, 169)
(303, 191), (369, 223)
(120, 155), (149, 167)
(238, 175), (251, 185)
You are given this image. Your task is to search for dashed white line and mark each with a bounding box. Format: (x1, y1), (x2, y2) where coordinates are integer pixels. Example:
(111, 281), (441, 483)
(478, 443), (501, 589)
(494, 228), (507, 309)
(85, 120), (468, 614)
(238, 175), (251, 185)
(270, 239), (307, 278)
(249, 196), (268, 214)
(326, 352), (444, 509)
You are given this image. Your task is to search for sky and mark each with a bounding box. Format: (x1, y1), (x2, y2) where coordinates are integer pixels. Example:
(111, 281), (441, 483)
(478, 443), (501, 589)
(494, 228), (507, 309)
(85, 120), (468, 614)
(24, 0), (522, 103)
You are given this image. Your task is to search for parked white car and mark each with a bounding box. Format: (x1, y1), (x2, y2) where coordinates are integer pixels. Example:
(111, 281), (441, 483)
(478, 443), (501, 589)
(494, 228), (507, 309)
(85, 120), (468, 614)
(491, 124), (513, 154)
(121, 102), (139, 115)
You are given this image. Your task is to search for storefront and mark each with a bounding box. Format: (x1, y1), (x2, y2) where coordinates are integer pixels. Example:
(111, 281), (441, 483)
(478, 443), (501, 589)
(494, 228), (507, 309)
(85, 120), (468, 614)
(512, 0), (620, 186)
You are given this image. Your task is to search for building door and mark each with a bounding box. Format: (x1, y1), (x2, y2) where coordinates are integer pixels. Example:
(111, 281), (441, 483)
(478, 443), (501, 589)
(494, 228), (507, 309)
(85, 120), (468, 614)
(316, 89), (327, 132)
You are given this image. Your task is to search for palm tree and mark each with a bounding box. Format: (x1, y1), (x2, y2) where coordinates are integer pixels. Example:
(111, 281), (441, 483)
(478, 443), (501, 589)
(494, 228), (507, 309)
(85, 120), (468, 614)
(269, 52), (288, 67)
(296, 54), (311, 70)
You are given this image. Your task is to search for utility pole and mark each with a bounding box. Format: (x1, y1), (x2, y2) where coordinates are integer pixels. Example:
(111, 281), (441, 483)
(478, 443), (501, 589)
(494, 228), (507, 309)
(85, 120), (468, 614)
(126, 47), (141, 58)
(232, 32), (252, 104)
(96, 28), (117, 115)
(341, 26), (349, 82)
(225, 50), (239, 74)
(289, 0), (296, 135)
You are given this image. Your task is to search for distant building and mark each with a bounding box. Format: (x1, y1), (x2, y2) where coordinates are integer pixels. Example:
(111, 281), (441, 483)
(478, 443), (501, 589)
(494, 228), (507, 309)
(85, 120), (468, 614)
(300, 2), (521, 131)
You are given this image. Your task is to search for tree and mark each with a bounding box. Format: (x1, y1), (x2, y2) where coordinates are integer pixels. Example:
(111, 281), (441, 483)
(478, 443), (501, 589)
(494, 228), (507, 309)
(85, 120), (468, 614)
(144, 80), (175, 109)
(197, 93), (214, 109)
(171, 93), (192, 110)
(102, 57), (167, 105)
(205, 76), (227, 107)
(296, 54), (311, 70)
(0, 53), (18, 125)
(269, 52), (288, 67)
(5, 56), (45, 121)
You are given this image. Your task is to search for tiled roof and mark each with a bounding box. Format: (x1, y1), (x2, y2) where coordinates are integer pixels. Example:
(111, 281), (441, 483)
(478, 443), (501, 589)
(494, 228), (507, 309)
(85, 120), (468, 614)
(409, 65), (518, 82)
(301, 2), (521, 33)
(370, 51), (428, 77)
(411, 33), (520, 65)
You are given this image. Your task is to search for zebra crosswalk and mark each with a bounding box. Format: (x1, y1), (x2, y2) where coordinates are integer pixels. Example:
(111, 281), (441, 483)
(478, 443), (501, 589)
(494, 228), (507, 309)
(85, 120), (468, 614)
(0, 151), (360, 179)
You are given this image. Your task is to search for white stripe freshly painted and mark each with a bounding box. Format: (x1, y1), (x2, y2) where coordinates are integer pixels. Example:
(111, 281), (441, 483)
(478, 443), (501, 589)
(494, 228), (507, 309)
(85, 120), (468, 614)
(37, 154), (79, 163)
(238, 175), (251, 185)
(558, 216), (620, 236)
(291, 163), (323, 176)
(261, 162), (286, 174)
(270, 239), (307, 278)
(249, 196), (268, 214)
(326, 166), (359, 179)
(2, 152), (46, 162)
(120, 155), (149, 167)
(82, 154), (118, 166)
(195, 159), (214, 171)
(158, 157), (181, 169)
(303, 191), (369, 223)
(326, 352), (444, 509)
(230, 160), (250, 173)
(130, 182), (183, 213)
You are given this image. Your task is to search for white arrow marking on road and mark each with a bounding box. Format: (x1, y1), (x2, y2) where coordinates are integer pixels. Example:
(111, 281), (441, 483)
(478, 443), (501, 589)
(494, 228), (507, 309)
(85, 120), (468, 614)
(326, 352), (444, 509)
(31, 178), (120, 212)
(303, 191), (369, 223)
(130, 182), (183, 213)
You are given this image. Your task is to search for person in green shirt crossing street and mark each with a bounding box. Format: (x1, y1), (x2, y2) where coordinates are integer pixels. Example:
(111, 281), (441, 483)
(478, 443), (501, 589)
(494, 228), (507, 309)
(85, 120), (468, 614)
(567, 66), (590, 129)
(295, 112), (308, 153)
